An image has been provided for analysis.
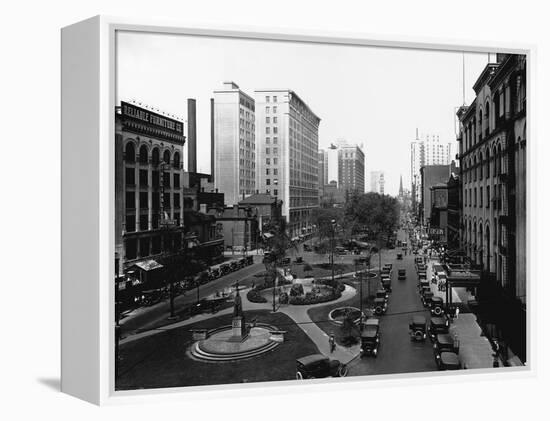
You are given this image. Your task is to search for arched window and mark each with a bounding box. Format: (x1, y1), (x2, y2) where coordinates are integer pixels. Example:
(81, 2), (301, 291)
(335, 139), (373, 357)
(485, 101), (490, 135)
(479, 151), (483, 179)
(486, 147), (490, 179)
(173, 152), (180, 169)
(163, 150), (171, 165)
(496, 144), (502, 175)
(139, 145), (148, 164)
(479, 110), (483, 140)
(152, 148), (160, 166)
(473, 156), (477, 182)
(125, 143), (135, 162)
(493, 146), (498, 177)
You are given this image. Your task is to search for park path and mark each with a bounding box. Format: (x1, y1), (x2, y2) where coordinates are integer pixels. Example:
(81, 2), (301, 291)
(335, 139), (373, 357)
(120, 281), (362, 366)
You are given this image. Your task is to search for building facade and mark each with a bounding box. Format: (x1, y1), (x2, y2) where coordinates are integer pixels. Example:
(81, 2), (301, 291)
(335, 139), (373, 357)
(411, 130), (453, 211)
(318, 149), (328, 197)
(338, 144), (365, 194)
(255, 89), (321, 237)
(115, 101), (187, 276)
(213, 81), (256, 206)
(419, 164), (451, 228)
(456, 54), (527, 304)
(370, 171), (385, 195)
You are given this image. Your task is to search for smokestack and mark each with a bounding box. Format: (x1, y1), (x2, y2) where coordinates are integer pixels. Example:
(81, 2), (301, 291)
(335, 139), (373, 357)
(210, 98), (215, 182)
(187, 99), (197, 173)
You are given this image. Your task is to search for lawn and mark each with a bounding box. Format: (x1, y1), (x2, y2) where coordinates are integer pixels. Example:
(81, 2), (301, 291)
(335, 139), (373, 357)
(307, 277), (382, 347)
(116, 310), (319, 390)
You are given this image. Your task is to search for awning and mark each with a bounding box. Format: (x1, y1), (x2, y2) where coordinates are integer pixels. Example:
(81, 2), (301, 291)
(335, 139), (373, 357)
(447, 272), (481, 288)
(262, 233), (274, 239)
(132, 259), (163, 272)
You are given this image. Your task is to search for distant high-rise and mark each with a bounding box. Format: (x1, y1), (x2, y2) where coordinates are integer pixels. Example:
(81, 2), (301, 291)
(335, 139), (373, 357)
(213, 82), (256, 206)
(326, 143), (339, 185)
(411, 129), (452, 208)
(255, 89), (320, 237)
(318, 149), (328, 196)
(370, 171), (385, 195)
(338, 143), (365, 194)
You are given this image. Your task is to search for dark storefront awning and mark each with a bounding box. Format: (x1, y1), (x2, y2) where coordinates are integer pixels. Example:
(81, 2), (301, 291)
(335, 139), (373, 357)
(447, 271), (481, 288)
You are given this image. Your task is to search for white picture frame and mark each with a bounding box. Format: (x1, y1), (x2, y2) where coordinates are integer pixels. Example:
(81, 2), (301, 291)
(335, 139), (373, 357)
(61, 15), (535, 406)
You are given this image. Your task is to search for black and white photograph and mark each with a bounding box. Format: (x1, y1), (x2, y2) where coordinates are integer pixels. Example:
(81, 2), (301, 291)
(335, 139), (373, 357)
(113, 30), (527, 391)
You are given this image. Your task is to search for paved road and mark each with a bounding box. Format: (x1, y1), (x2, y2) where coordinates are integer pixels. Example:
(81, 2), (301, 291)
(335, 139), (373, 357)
(348, 230), (439, 376)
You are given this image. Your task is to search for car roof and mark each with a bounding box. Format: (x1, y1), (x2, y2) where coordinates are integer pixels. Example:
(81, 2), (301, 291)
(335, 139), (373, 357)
(437, 334), (454, 344)
(361, 327), (378, 337)
(376, 289), (387, 294)
(297, 354), (328, 366)
(374, 297), (385, 303)
(412, 315), (426, 324)
(440, 352), (459, 365)
(432, 296), (443, 302)
(431, 317), (446, 325)
(365, 318), (379, 326)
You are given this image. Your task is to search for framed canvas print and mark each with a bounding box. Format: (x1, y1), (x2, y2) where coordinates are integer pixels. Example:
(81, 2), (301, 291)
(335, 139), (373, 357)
(61, 16), (534, 405)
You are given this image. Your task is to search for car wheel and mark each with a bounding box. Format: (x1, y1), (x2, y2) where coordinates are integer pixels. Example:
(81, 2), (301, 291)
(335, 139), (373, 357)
(434, 306), (443, 316)
(375, 307), (382, 315)
(296, 371), (303, 380)
(337, 364), (348, 377)
(414, 330), (424, 341)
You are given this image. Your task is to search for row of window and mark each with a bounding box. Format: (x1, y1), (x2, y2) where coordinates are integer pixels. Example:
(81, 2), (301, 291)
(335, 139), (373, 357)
(125, 212), (182, 233)
(124, 142), (181, 168)
(463, 185), (503, 209)
(125, 191), (181, 210)
(265, 126), (278, 134)
(265, 96), (278, 103)
(125, 233), (183, 260)
(125, 168), (180, 189)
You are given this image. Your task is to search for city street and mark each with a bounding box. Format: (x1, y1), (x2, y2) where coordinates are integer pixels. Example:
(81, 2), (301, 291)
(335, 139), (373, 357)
(349, 229), (438, 375)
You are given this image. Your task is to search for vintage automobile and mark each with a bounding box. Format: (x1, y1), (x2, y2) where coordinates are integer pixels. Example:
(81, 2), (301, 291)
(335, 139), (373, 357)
(436, 351), (462, 370)
(281, 257), (291, 265)
(422, 291), (434, 307)
(429, 316), (449, 341)
(360, 324), (380, 357)
(376, 288), (389, 302)
(245, 255), (254, 265)
(383, 263), (393, 271)
(220, 263), (231, 275)
(335, 246), (347, 255)
(374, 297), (387, 315)
(381, 275), (392, 293)
(430, 296), (445, 316)
(296, 354), (348, 379)
(396, 253), (403, 260)
(303, 243), (312, 252)
(433, 333), (460, 356)
(409, 315), (427, 341)
(398, 268), (406, 280)
(419, 279), (430, 291)
(418, 270), (427, 281)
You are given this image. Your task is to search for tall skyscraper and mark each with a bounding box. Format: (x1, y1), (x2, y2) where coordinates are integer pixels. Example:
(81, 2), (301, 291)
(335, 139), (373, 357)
(255, 89), (320, 237)
(326, 143), (339, 185)
(411, 129), (453, 208)
(213, 81), (256, 206)
(370, 171), (385, 195)
(338, 143), (365, 194)
(318, 149), (328, 196)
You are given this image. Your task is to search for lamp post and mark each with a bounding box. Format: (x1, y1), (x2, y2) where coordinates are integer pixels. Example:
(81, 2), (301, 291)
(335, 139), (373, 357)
(330, 219), (337, 285)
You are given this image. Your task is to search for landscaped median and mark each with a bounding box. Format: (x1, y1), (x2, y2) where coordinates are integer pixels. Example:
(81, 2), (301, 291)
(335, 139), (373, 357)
(116, 310), (319, 390)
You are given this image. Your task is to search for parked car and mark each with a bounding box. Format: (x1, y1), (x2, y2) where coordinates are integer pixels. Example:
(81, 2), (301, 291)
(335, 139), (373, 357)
(360, 324), (380, 357)
(409, 315), (427, 341)
(376, 288), (389, 302)
(296, 354), (348, 379)
(381, 275), (392, 293)
(396, 253), (403, 260)
(430, 296), (445, 316)
(436, 351), (462, 370)
(374, 297), (387, 315)
(433, 333), (460, 356)
(398, 268), (406, 280)
(429, 316), (449, 341)
(303, 244), (312, 252)
(422, 291), (435, 307)
(335, 246), (347, 255)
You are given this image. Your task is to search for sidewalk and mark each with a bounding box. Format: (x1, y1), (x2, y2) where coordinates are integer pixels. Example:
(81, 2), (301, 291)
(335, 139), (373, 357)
(425, 257), (498, 369)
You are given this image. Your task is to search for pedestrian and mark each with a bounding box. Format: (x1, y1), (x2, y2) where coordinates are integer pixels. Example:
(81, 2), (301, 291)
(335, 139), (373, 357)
(329, 334), (336, 353)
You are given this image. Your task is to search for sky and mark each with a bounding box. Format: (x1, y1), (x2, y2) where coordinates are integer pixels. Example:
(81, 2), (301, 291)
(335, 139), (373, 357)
(116, 31), (490, 196)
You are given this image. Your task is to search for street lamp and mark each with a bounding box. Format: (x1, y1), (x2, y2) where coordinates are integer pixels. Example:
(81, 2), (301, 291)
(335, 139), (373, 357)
(330, 219), (337, 285)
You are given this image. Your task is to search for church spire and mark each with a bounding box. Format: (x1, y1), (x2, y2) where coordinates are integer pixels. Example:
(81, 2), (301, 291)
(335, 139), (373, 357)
(399, 175), (404, 197)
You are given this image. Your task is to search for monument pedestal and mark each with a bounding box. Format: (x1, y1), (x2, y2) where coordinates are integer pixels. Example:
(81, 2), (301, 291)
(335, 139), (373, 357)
(227, 316), (249, 342)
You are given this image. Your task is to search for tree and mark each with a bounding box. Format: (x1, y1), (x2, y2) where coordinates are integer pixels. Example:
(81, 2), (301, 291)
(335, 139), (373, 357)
(344, 192), (399, 243)
(312, 207), (344, 242)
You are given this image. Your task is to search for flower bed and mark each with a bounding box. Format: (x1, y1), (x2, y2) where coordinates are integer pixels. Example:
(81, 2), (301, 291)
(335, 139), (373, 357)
(288, 287), (342, 305)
